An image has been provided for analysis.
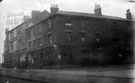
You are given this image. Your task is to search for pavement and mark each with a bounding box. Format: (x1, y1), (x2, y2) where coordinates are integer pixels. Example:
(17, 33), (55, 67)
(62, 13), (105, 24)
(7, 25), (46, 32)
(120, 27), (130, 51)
(0, 65), (134, 83)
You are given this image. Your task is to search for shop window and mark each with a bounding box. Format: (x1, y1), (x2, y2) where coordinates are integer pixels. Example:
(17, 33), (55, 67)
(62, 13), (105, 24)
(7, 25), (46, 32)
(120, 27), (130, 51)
(20, 54), (26, 62)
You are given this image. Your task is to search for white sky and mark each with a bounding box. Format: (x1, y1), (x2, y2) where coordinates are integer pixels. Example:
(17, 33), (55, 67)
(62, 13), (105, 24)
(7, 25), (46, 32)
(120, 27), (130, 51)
(0, 0), (135, 63)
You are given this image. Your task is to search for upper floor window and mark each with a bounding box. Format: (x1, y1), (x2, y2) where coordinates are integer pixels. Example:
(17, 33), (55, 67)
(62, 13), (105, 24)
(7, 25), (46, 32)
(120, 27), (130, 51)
(37, 37), (42, 46)
(48, 32), (52, 44)
(10, 30), (17, 40)
(65, 23), (72, 26)
(80, 26), (87, 31)
(66, 31), (72, 42)
(33, 27), (37, 37)
(28, 40), (31, 49)
(95, 31), (101, 38)
(33, 39), (36, 48)
(18, 39), (22, 48)
(8, 34), (11, 40)
(33, 25), (41, 38)
(10, 42), (14, 51)
(27, 30), (31, 40)
(10, 31), (14, 39)
(48, 21), (51, 29)
(65, 23), (72, 30)
(81, 30), (86, 42)
(37, 25), (41, 36)
(81, 21), (86, 27)
(31, 39), (34, 48)
(95, 25), (99, 30)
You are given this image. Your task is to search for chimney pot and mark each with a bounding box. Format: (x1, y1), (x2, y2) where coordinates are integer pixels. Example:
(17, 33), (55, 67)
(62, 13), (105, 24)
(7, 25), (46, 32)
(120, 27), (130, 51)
(94, 4), (102, 15)
(126, 9), (132, 20)
(50, 4), (59, 14)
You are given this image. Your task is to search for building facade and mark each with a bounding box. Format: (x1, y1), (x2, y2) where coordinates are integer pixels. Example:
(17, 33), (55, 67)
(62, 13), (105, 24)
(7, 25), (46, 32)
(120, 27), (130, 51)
(25, 11), (134, 68)
(3, 5), (134, 69)
(3, 9), (50, 68)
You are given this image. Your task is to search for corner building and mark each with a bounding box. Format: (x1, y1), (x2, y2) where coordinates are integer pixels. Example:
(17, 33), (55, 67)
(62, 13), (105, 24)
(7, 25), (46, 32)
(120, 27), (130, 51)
(25, 11), (134, 68)
(3, 5), (134, 69)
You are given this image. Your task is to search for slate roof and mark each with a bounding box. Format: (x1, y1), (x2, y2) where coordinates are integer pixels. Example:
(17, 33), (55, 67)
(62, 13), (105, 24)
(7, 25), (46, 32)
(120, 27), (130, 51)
(56, 11), (131, 21)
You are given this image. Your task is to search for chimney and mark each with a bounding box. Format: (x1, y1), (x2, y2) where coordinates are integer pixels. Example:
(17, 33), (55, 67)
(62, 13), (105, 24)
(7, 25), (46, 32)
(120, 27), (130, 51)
(5, 28), (9, 35)
(5, 28), (9, 40)
(94, 4), (102, 15)
(23, 16), (30, 22)
(31, 10), (40, 18)
(126, 9), (132, 20)
(50, 4), (59, 14)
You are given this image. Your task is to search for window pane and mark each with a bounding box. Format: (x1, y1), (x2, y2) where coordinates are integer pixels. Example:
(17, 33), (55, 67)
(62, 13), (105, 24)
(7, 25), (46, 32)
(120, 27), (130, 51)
(66, 32), (72, 41)
(38, 38), (41, 46)
(48, 33), (52, 43)
(34, 39), (36, 48)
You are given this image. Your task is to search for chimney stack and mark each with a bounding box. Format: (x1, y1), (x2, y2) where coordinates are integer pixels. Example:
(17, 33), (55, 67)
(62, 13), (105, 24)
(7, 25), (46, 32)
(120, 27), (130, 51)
(31, 10), (40, 18)
(5, 28), (9, 36)
(126, 9), (132, 20)
(94, 4), (102, 15)
(50, 4), (59, 14)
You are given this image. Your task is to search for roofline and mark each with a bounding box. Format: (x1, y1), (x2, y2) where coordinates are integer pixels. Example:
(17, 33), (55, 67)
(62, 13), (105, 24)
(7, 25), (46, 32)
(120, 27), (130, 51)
(8, 10), (50, 32)
(56, 11), (134, 22)
(11, 11), (135, 32)
(8, 19), (29, 32)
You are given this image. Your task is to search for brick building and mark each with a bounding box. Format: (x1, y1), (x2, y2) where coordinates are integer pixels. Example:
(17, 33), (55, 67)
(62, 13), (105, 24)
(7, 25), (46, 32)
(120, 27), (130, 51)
(25, 6), (133, 68)
(3, 5), (134, 68)
(3, 9), (50, 68)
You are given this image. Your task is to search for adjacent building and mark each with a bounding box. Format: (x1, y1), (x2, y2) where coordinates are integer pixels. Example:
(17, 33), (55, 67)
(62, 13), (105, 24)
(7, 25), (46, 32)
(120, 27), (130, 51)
(4, 9), (50, 68)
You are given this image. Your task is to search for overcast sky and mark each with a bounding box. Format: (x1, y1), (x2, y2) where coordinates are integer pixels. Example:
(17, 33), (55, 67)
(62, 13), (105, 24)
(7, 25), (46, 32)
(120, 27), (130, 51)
(0, 0), (135, 63)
